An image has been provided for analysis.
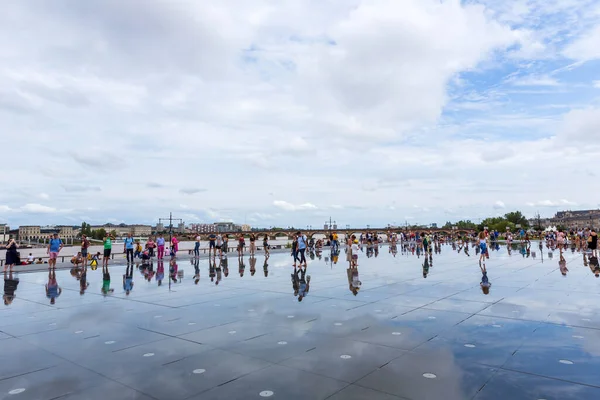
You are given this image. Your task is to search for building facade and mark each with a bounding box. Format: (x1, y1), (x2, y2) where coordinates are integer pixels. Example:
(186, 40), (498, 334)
(0, 224), (9, 243)
(19, 225), (41, 241)
(190, 223), (218, 233)
(240, 224), (252, 232)
(552, 210), (600, 230)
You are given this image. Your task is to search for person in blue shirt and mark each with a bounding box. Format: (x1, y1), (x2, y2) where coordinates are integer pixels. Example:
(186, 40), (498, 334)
(47, 233), (63, 269)
(296, 231), (308, 267)
(124, 233), (135, 263)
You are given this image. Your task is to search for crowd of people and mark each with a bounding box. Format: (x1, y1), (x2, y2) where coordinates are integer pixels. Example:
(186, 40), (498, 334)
(3, 227), (597, 306)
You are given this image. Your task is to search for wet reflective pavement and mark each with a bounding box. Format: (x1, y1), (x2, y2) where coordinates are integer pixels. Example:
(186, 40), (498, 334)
(1, 243), (599, 400)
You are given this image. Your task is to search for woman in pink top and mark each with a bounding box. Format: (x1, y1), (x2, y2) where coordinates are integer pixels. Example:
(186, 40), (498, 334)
(171, 236), (179, 257)
(557, 231), (565, 250)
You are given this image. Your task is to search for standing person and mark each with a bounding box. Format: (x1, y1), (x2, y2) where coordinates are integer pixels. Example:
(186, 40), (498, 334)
(171, 235), (179, 258)
(351, 238), (360, 267)
(291, 234), (299, 267)
(216, 233), (223, 257)
(47, 233), (63, 270)
(4, 238), (19, 273)
(102, 234), (112, 268)
(237, 234), (245, 256)
(81, 234), (90, 268)
(263, 235), (270, 256)
(588, 229), (598, 257)
(222, 235), (229, 256)
(146, 236), (156, 258)
(249, 233), (256, 256)
(208, 232), (217, 257)
(156, 234), (166, 260)
(478, 231), (489, 263)
(194, 234), (200, 257)
(346, 235), (353, 267)
(123, 263), (134, 295)
(297, 231), (308, 267)
(124, 233), (135, 264)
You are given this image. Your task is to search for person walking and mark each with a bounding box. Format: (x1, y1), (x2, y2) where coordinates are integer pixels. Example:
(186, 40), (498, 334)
(4, 238), (19, 272)
(171, 235), (179, 258)
(124, 233), (135, 263)
(47, 233), (63, 270)
(297, 231), (308, 267)
(263, 235), (270, 256)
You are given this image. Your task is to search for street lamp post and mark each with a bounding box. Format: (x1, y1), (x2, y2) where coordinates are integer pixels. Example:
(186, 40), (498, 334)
(158, 212), (183, 245)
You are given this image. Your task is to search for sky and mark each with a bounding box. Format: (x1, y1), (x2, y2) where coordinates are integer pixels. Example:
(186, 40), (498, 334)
(1, 0), (600, 229)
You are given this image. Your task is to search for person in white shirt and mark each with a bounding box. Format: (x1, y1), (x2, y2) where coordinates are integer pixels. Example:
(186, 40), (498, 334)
(27, 253), (34, 264)
(216, 234), (223, 257)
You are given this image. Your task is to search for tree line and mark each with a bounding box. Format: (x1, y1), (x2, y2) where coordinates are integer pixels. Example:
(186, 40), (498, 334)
(443, 211), (531, 233)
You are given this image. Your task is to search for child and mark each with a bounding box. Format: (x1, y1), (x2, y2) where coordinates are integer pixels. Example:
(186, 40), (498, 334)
(351, 239), (360, 267)
(90, 252), (101, 271)
(480, 262), (491, 295)
(134, 241), (143, 259)
(478, 231), (489, 263)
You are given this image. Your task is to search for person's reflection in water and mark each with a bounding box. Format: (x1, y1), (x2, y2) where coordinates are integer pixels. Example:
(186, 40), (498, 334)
(291, 267), (299, 297)
(238, 256), (245, 277)
(3, 270), (19, 305)
(479, 262), (491, 295)
(101, 264), (114, 296)
(45, 267), (62, 304)
(192, 258), (200, 284)
(123, 263), (134, 295)
(309, 249), (315, 260)
(296, 266), (310, 302)
(80, 266), (89, 295)
(249, 255), (257, 276)
(156, 260), (165, 286)
(559, 250), (569, 276)
(221, 256), (229, 277)
(263, 257), (269, 277)
(589, 253), (600, 277)
(215, 259), (222, 285)
(346, 265), (361, 296)
(422, 256), (430, 278)
(209, 258), (216, 282)
(169, 259), (179, 283)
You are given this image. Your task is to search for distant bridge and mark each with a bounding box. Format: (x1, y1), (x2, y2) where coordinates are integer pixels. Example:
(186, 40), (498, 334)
(184, 228), (475, 241)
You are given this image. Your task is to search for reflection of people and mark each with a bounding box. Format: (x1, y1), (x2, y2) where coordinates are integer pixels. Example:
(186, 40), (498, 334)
(480, 262), (491, 295)
(295, 267), (310, 302)
(249, 256), (257, 276)
(101, 263), (114, 296)
(263, 257), (269, 277)
(123, 263), (134, 295)
(238, 256), (245, 277)
(422, 257), (430, 278)
(559, 251), (568, 276)
(156, 260), (165, 285)
(192, 258), (200, 284)
(3, 270), (19, 305)
(589, 254), (600, 278)
(80, 266), (89, 295)
(346, 266), (361, 296)
(45, 268), (62, 304)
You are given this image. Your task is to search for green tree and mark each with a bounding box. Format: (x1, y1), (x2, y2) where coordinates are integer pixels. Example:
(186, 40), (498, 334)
(92, 228), (107, 240)
(504, 211), (529, 228)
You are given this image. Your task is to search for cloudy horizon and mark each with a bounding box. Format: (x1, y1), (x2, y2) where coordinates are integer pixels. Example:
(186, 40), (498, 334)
(1, 0), (600, 228)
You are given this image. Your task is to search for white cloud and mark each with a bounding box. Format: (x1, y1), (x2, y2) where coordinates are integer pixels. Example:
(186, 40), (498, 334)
(594, 81), (600, 88)
(0, 0), (597, 228)
(527, 199), (578, 207)
(39, 193), (49, 199)
(493, 201), (506, 209)
(564, 25), (600, 61)
(273, 201), (318, 211)
(20, 203), (57, 213)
